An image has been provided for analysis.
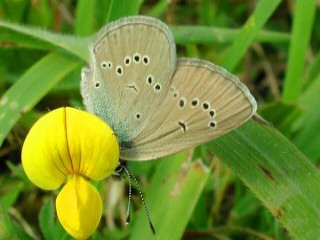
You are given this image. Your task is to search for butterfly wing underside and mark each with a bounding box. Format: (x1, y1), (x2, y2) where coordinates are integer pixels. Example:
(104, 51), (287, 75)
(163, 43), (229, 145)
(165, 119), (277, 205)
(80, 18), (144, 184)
(81, 16), (176, 143)
(121, 58), (257, 160)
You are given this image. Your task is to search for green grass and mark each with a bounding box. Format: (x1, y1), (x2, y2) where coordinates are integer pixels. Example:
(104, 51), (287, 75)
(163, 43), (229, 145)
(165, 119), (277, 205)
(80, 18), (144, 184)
(282, 0), (317, 103)
(0, 53), (81, 146)
(220, 0), (282, 71)
(1, 1), (320, 239)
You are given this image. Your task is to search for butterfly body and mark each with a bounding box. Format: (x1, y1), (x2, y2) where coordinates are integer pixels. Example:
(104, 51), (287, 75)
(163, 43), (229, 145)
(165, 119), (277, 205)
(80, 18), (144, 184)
(81, 16), (257, 161)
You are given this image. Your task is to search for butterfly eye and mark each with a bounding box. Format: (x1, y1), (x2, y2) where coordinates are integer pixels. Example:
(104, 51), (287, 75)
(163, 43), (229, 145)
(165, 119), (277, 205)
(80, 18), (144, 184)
(209, 109), (216, 118)
(116, 66), (124, 76)
(179, 98), (186, 108)
(142, 55), (150, 65)
(124, 56), (131, 66)
(202, 102), (210, 110)
(133, 53), (141, 63)
(191, 98), (199, 107)
(208, 121), (217, 129)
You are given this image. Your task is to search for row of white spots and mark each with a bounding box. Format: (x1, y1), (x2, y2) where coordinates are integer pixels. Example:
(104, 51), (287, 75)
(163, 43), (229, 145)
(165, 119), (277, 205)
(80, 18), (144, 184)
(100, 53), (150, 77)
(170, 87), (217, 130)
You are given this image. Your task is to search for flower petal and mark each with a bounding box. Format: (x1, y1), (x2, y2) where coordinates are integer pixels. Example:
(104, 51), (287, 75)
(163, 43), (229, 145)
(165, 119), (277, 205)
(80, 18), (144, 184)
(22, 108), (71, 190)
(63, 107), (119, 180)
(22, 107), (120, 190)
(56, 175), (102, 239)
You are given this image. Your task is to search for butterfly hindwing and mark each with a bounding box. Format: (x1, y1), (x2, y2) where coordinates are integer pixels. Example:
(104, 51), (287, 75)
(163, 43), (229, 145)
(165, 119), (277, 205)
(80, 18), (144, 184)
(121, 58), (257, 160)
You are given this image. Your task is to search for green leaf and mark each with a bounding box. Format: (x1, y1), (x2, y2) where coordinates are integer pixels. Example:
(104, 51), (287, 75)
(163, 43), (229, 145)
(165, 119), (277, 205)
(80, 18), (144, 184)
(6, 161), (30, 185)
(75, 0), (97, 36)
(294, 74), (320, 161)
(304, 51), (320, 90)
(0, 204), (34, 240)
(282, 0), (317, 103)
(0, 182), (23, 208)
(171, 26), (290, 45)
(147, 0), (167, 18)
(220, 0), (282, 71)
(39, 198), (56, 240)
(0, 52), (81, 147)
(106, 0), (143, 22)
(27, 0), (53, 28)
(0, 20), (88, 61)
(206, 120), (320, 239)
(258, 101), (303, 136)
(129, 154), (211, 240)
(39, 198), (70, 240)
(0, 0), (28, 22)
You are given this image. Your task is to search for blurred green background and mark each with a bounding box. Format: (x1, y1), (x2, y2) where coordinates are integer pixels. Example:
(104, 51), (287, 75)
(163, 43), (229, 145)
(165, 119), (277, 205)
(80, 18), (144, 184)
(1, 0), (320, 239)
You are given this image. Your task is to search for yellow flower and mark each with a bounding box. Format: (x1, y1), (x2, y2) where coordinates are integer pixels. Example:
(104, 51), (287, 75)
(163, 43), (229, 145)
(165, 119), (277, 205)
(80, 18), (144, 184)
(22, 107), (119, 239)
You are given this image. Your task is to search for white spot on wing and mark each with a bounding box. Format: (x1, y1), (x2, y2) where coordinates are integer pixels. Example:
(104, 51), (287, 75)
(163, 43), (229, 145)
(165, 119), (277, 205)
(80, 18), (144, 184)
(133, 53), (141, 63)
(124, 56), (131, 66)
(116, 65), (124, 76)
(142, 55), (150, 65)
(146, 75), (154, 85)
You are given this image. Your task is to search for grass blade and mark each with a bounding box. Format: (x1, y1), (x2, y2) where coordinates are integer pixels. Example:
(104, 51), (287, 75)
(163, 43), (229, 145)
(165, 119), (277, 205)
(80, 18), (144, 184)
(147, 0), (167, 18)
(282, 0), (317, 102)
(74, 0), (96, 36)
(129, 154), (210, 240)
(220, 0), (281, 71)
(106, 0), (143, 22)
(304, 52), (320, 90)
(171, 26), (290, 45)
(207, 120), (320, 239)
(294, 74), (320, 161)
(0, 20), (88, 60)
(0, 53), (81, 146)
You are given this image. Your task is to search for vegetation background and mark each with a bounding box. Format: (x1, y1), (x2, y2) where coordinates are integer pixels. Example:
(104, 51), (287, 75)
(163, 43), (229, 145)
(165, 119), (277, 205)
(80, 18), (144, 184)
(0, 0), (320, 239)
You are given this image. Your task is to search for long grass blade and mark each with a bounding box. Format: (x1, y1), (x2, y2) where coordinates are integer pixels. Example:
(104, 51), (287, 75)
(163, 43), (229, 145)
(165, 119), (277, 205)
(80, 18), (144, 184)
(171, 26), (290, 45)
(282, 0), (317, 103)
(129, 154), (211, 240)
(207, 120), (320, 239)
(74, 0), (96, 36)
(106, 0), (143, 22)
(221, 0), (281, 71)
(0, 53), (81, 146)
(0, 20), (88, 60)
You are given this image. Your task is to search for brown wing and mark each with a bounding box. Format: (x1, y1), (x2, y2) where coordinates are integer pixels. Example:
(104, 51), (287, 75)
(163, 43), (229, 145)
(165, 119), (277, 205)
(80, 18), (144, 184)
(121, 58), (257, 160)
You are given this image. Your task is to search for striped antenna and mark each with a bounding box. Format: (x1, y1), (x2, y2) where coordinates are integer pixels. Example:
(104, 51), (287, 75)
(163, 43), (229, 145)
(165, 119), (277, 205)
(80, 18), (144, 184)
(114, 163), (156, 234)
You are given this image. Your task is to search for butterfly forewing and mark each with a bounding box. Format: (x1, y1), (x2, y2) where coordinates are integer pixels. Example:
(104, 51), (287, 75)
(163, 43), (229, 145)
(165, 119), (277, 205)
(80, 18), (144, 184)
(81, 16), (176, 142)
(80, 66), (94, 113)
(121, 58), (257, 160)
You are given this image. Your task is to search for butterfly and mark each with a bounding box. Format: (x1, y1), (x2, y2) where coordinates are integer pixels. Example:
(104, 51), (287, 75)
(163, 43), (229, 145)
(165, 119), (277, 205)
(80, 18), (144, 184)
(80, 15), (257, 161)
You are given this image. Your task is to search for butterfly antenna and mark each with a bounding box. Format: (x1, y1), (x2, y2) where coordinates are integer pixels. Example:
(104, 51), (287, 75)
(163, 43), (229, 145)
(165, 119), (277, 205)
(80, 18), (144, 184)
(122, 165), (156, 235)
(121, 166), (132, 224)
